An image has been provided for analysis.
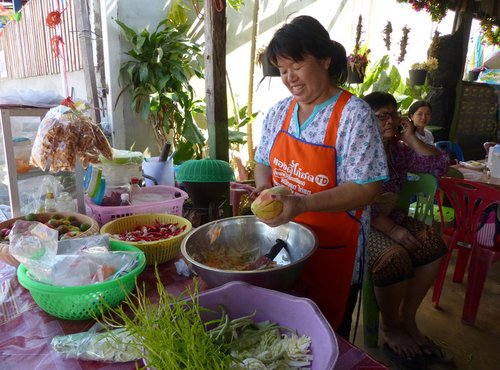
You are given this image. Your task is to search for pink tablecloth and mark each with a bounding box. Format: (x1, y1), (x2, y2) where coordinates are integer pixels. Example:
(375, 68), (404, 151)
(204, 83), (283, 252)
(0, 260), (387, 370)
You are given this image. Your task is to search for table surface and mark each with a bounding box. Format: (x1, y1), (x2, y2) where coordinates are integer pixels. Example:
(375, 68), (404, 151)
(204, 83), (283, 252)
(452, 163), (500, 189)
(0, 258), (387, 370)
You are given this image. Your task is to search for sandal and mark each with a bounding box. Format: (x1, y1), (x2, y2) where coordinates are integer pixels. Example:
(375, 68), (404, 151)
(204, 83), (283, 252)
(382, 343), (427, 370)
(419, 337), (453, 364)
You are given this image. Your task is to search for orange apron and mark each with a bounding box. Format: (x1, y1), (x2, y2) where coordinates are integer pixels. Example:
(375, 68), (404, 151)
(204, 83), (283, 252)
(269, 91), (362, 329)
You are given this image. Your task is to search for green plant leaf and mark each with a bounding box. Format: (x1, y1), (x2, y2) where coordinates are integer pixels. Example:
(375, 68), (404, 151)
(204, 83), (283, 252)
(229, 130), (247, 144)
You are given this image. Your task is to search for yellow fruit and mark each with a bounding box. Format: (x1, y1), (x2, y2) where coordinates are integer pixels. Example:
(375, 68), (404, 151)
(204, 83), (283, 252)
(251, 186), (291, 220)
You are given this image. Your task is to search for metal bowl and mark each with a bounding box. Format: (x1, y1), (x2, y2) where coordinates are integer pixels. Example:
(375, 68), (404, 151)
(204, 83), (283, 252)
(180, 215), (318, 291)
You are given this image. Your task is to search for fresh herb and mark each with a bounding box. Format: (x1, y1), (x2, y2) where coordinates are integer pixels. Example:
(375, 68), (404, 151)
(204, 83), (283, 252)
(97, 270), (313, 369)
(97, 273), (232, 369)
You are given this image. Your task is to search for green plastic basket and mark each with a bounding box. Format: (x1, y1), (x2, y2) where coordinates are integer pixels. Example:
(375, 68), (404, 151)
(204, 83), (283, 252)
(176, 159), (235, 182)
(17, 241), (146, 320)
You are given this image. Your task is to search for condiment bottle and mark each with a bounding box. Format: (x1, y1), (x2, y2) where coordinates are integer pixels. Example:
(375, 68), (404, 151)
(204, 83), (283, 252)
(120, 193), (131, 206)
(130, 177), (142, 194)
(45, 190), (57, 212)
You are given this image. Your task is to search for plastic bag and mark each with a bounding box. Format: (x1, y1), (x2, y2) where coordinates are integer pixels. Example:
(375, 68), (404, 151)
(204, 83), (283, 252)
(0, 89), (63, 107)
(30, 104), (112, 172)
(51, 323), (141, 362)
(8, 220), (58, 273)
(9, 224), (140, 286)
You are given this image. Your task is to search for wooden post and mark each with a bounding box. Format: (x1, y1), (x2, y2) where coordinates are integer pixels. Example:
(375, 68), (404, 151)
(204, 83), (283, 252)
(204, 0), (230, 217)
(204, 0), (229, 162)
(75, 0), (101, 124)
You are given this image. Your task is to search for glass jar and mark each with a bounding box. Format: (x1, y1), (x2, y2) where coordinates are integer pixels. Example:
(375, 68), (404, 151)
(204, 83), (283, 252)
(56, 192), (76, 212)
(13, 137), (32, 174)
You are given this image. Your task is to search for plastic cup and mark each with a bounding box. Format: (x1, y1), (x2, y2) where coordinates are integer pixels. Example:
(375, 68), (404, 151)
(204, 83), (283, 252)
(142, 157), (174, 187)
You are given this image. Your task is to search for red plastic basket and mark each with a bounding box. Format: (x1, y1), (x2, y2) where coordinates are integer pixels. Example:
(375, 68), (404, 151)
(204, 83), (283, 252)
(86, 185), (187, 226)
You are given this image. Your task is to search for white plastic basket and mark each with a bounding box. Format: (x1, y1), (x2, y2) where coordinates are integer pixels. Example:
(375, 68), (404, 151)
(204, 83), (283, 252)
(86, 185), (187, 226)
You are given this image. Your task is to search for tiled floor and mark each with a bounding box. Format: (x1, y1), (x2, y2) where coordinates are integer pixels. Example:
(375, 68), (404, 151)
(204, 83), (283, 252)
(350, 255), (500, 370)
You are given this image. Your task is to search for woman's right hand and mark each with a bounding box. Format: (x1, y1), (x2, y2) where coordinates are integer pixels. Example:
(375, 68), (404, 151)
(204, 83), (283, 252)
(390, 224), (421, 249)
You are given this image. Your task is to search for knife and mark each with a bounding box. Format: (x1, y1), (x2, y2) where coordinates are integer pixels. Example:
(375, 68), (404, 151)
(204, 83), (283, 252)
(248, 239), (288, 270)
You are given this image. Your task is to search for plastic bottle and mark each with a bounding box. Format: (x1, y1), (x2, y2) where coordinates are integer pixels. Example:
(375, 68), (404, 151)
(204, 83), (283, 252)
(120, 193), (131, 206)
(130, 178), (142, 194)
(45, 190), (57, 212)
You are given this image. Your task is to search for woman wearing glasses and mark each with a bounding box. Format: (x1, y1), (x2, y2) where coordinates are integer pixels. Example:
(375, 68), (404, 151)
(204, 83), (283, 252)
(252, 16), (388, 337)
(363, 92), (452, 367)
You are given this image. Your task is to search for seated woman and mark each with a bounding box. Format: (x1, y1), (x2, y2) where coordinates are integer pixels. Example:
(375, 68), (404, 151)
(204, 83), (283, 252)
(408, 100), (434, 145)
(363, 92), (452, 365)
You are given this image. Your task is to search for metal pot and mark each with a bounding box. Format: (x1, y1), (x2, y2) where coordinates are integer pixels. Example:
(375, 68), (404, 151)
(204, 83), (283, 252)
(180, 215), (318, 291)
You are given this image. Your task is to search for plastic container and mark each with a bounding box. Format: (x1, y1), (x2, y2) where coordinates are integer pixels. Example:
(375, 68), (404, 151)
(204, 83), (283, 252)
(56, 192), (76, 212)
(16, 241), (146, 320)
(101, 185), (131, 207)
(197, 281), (338, 370)
(98, 149), (143, 188)
(120, 193), (131, 206)
(142, 156), (174, 186)
(13, 137), (32, 174)
(100, 213), (192, 265)
(85, 185), (188, 226)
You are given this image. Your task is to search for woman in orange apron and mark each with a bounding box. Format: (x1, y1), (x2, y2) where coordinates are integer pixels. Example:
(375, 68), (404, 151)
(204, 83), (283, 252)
(253, 16), (388, 333)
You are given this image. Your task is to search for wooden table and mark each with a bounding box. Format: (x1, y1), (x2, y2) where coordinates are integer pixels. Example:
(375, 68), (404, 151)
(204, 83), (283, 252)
(0, 259), (388, 370)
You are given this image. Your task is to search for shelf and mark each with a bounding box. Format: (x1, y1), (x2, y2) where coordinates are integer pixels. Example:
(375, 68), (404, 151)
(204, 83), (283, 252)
(0, 106), (85, 217)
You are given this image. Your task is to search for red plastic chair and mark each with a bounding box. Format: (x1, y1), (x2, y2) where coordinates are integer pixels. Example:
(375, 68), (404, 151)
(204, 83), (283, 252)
(432, 177), (500, 324)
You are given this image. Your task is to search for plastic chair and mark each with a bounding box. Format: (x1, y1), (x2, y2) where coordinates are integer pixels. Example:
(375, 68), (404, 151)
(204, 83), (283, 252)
(435, 141), (465, 163)
(363, 173), (437, 347)
(432, 177), (500, 324)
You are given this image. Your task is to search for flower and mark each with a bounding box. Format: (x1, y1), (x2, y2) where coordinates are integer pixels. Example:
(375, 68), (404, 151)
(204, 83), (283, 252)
(397, 0), (449, 23)
(410, 57), (438, 71)
(347, 15), (370, 77)
(480, 17), (500, 46)
(347, 50), (370, 76)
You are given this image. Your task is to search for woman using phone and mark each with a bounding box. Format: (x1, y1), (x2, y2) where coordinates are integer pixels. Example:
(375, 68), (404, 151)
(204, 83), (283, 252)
(363, 92), (452, 367)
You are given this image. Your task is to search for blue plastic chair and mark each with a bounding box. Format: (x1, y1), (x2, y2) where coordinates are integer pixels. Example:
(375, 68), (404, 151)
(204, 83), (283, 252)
(435, 141), (465, 163)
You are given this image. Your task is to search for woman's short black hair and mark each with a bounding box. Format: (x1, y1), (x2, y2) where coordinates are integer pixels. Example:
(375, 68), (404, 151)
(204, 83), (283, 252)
(266, 15), (347, 85)
(363, 92), (397, 111)
(408, 100), (432, 116)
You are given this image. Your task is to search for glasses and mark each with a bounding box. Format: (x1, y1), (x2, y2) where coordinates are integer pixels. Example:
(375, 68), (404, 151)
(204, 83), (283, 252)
(375, 111), (401, 121)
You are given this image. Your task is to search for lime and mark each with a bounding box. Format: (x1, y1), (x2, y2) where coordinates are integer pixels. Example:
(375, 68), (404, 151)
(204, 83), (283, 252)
(80, 223), (91, 232)
(25, 213), (37, 221)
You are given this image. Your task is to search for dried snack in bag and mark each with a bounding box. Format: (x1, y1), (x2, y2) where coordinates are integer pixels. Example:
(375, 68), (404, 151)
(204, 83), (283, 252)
(30, 102), (112, 173)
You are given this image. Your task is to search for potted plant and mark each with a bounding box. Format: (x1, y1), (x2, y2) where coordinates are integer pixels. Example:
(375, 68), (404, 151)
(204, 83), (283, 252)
(347, 15), (370, 84)
(115, 17), (206, 163)
(409, 57), (438, 86)
(256, 46), (280, 77)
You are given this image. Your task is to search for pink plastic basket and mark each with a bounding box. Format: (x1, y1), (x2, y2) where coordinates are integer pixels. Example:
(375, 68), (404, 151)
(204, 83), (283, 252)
(86, 185), (188, 226)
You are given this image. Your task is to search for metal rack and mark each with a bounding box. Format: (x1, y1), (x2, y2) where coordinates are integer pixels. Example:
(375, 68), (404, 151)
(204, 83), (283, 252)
(0, 105), (85, 217)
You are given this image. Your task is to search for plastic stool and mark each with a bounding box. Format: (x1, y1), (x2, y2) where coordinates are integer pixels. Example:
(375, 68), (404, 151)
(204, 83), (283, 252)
(433, 205), (454, 227)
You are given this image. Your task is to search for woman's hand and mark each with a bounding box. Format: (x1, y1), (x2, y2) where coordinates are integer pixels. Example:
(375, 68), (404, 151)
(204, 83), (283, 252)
(398, 117), (417, 143)
(256, 192), (306, 227)
(389, 224), (421, 249)
(249, 184), (272, 201)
